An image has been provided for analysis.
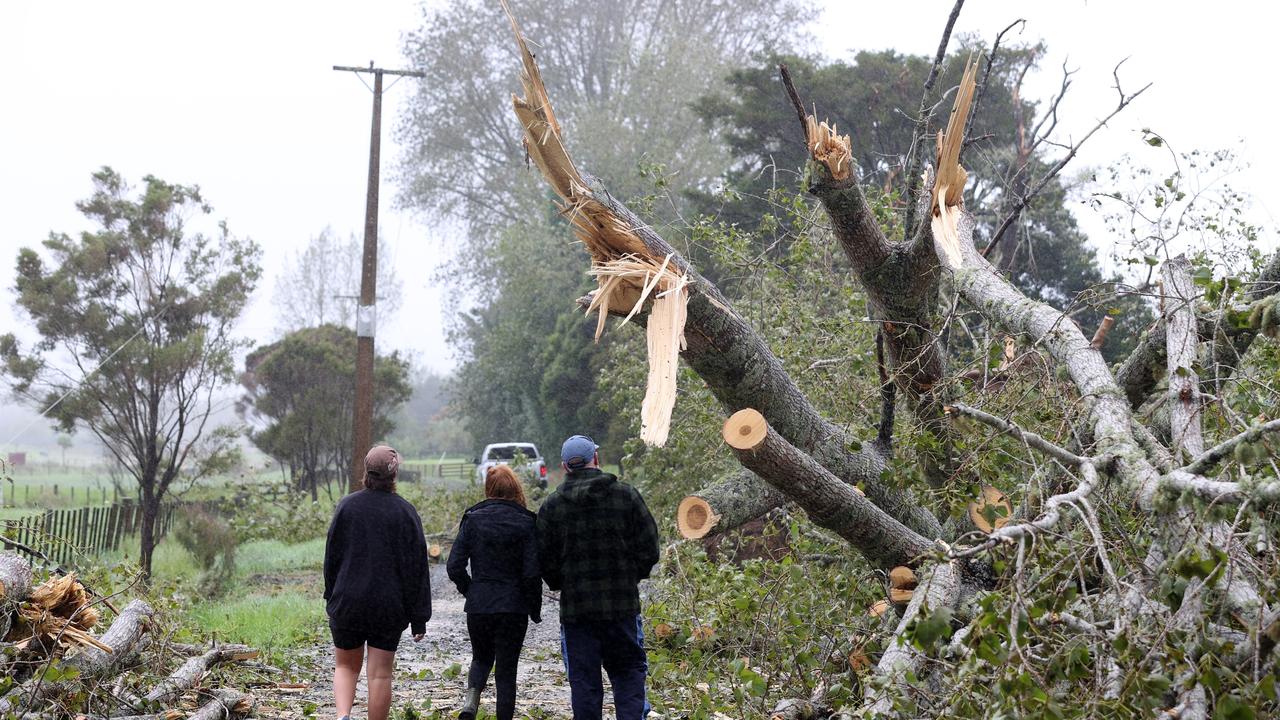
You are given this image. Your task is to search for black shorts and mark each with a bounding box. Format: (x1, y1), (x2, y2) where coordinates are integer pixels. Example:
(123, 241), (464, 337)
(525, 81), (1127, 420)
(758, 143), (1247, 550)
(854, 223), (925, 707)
(330, 624), (403, 653)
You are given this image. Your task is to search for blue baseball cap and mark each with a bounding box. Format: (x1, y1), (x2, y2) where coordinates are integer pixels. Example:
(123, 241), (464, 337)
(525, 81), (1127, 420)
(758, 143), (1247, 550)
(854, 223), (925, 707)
(561, 434), (599, 469)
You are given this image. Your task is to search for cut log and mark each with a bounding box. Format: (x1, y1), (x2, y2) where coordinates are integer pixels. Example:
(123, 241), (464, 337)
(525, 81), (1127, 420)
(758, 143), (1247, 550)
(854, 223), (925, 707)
(721, 408), (933, 569)
(676, 472), (786, 540)
(145, 645), (256, 704)
(968, 485), (1013, 534)
(0, 553), (33, 603)
(428, 543), (443, 561)
(868, 600), (891, 618)
(889, 588), (914, 606)
(889, 566), (918, 590)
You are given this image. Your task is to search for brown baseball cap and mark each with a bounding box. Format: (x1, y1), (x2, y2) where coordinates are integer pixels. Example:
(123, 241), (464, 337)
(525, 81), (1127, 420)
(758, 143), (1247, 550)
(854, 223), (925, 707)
(364, 444), (400, 481)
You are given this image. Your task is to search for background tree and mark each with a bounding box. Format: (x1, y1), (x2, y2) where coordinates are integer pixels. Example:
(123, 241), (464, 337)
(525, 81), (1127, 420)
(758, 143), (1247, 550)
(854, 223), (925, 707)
(0, 167), (260, 578)
(397, 0), (804, 461)
(271, 226), (403, 333)
(239, 324), (410, 500)
(691, 46), (1149, 360)
(56, 433), (72, 468)
(385, 367), (474, 458)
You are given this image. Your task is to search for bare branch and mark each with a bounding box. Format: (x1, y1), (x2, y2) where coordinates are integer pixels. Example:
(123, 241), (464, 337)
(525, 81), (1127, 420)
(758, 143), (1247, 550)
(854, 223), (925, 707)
(946, 403), (1090, 466)
(982, 63), (1151, 259)
(952, 463), (1098, 558)
(1183, 419), (1280, 475)
(777, 64), (809, 146)
(962, 18), (1026, 156)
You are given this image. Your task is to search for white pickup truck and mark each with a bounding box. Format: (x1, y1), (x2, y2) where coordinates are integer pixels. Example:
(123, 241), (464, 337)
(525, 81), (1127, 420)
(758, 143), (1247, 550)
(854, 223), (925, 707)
(475, 442), (548, 488)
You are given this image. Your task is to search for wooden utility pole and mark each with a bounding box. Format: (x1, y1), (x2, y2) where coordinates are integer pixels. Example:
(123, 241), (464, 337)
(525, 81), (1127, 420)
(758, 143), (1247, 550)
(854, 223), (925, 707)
(333, 62), (424, 493)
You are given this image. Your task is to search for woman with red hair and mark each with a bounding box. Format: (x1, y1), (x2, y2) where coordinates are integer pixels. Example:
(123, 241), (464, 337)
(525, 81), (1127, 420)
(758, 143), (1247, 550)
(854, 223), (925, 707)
(447, 465), (542, 720)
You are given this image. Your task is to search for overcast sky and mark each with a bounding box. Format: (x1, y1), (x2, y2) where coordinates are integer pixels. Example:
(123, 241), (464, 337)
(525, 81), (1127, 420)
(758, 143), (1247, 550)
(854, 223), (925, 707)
(2, 0), (1276, 427)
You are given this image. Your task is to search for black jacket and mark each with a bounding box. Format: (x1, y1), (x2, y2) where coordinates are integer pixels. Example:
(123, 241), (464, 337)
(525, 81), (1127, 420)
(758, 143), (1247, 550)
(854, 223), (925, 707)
(323, 489), (432, 635)
(447, 499), (542, 621)
(536, 468), (660, 623)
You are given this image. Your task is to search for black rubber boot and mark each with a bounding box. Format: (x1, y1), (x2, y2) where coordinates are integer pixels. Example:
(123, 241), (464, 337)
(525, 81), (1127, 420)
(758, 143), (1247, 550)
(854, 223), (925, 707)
(458, 688), (481, 720)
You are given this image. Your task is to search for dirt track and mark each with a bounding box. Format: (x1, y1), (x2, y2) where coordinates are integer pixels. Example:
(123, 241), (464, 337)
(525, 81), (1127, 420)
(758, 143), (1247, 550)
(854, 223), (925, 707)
(257, 564), (620, 719)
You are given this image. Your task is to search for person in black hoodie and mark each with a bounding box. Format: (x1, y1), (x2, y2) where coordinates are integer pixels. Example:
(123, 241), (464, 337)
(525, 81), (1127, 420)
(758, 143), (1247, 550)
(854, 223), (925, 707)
(324, 445), (432, 720)
(448, 464), (541, 720)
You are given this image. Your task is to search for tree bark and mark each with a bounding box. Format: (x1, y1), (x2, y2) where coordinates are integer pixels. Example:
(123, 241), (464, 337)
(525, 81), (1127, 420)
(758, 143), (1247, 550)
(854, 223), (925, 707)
(1163, 256), (1203, 461)
(587, 178), (943, 541)
(860, 562), (961, 717)
(139, 488), (158, 581)
(676, 471), (787, 539)
(722, 409), (934, 569)
(807, 168), (954, 490)
(0, 552), (33, 602)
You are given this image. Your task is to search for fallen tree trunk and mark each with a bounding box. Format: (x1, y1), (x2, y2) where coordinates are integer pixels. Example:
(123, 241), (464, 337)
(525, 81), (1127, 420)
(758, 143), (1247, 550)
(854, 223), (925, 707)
(676, 471), (787, 539)
(722, 408), (933, 569)
(503, 11), (942, 541)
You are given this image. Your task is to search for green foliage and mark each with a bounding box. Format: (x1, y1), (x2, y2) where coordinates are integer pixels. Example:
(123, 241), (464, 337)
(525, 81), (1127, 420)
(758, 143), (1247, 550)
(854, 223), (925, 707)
(226, 496), (334, 546)
(387, 370), (473, 457)
(239, 324), (411, 500)
(0, 167), (261, 576)
(644, 524), (880, 717)
(188, 592), (324, 666)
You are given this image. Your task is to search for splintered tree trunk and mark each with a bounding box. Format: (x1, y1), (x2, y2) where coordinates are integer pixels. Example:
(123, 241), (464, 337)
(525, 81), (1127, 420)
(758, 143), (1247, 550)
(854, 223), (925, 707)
(722, 408), (933, 569)
(676, 471), (786, 539)
(0, 598), (155, 715)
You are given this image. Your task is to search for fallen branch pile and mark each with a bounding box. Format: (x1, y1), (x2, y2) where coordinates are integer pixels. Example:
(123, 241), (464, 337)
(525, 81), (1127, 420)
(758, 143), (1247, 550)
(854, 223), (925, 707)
(0, 552), (262, 719)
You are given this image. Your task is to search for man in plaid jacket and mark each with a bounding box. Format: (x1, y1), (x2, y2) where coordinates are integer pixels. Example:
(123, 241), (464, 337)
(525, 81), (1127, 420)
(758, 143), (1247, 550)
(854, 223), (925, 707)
(537, 434), (660, 720)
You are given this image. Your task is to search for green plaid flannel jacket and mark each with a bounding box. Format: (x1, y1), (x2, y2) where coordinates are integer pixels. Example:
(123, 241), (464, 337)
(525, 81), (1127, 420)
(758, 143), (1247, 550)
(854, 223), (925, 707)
(536, 468), (660, 623)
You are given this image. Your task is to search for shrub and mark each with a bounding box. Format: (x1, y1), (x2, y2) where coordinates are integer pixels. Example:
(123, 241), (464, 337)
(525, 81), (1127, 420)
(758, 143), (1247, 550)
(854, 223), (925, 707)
(174, 508), (237, 597)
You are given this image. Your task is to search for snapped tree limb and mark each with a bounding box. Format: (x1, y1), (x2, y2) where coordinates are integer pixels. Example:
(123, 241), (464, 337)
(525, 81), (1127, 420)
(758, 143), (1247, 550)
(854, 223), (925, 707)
(504, 10), (942, 540)
(722, 408), (934, 569)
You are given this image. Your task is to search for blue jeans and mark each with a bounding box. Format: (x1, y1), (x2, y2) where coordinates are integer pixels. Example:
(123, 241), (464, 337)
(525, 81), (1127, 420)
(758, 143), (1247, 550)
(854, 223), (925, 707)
(559, 615), (650, 719)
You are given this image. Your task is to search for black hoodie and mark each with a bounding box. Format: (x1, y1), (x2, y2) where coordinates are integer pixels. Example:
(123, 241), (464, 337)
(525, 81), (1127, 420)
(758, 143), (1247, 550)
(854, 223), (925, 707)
(323, 489), (432, 635)
(447, 498), (542, 620)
